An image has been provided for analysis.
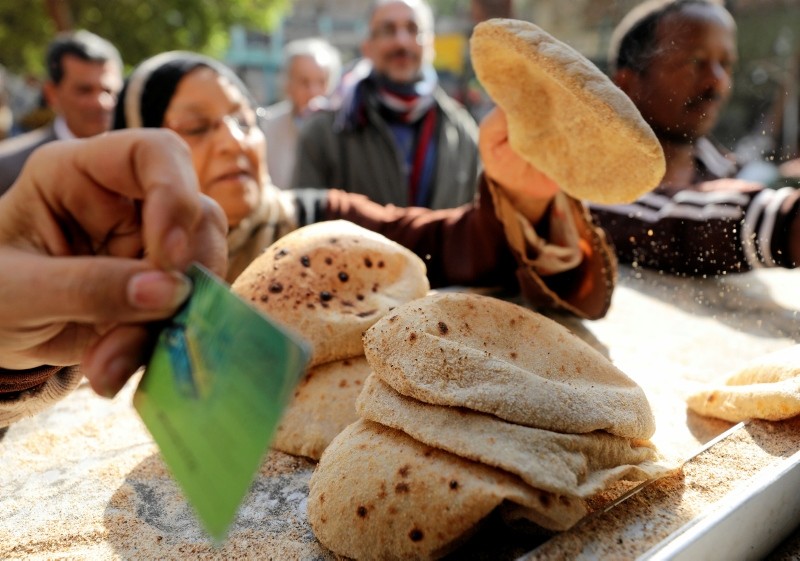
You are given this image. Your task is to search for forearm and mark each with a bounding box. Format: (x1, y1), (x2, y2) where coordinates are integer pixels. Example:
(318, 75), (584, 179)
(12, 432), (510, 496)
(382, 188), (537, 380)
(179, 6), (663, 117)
(324, 182), (517, 289)
(325, 176), (616, 319)
(590, 187), (800, 275)
(487, 179), (616, 319)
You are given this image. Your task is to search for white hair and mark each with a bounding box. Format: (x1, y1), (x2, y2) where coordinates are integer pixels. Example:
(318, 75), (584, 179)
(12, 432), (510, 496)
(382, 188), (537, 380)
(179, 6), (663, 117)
(368, 0), (435, 37)
(283, 38), (342, 93)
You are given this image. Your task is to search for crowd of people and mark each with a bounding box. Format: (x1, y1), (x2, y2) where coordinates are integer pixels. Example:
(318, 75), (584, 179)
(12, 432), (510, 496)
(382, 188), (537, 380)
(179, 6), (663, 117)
(1, 0), (800, 422)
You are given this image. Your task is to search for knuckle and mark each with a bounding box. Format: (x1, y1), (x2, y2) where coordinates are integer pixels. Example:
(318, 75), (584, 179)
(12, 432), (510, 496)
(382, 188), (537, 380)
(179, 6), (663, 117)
(64, 261), (128, 322)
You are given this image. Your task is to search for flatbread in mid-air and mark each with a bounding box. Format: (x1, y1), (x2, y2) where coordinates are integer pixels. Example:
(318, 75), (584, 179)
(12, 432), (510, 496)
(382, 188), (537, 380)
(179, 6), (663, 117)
(470, 18), (665, 204)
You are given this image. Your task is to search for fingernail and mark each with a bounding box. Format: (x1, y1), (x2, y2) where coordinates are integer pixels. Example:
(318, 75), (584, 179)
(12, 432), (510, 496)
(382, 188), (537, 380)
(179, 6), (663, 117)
(128, 271), (193, 311)
(165, 227), (189, 269)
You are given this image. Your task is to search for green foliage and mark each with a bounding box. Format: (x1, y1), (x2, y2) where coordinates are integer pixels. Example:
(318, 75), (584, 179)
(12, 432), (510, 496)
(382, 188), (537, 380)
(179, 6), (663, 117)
(0, 0), (289, 76)
(428, 0), (466, 18)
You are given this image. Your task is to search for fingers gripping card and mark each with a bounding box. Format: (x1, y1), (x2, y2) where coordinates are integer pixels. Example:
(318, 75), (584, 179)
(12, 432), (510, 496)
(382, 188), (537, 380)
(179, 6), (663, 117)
(133, 263), (310, 543)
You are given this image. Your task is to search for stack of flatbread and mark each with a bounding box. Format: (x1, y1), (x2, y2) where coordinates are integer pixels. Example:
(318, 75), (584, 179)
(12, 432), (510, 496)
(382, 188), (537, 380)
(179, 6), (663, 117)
(308, 292), (674, 560)
(231, 220), (429, 459)
(687, 344), (800, 422)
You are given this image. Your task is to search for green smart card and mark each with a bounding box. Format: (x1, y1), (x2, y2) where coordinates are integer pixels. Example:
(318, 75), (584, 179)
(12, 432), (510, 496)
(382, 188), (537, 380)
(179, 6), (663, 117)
(133, 263), (310, 543)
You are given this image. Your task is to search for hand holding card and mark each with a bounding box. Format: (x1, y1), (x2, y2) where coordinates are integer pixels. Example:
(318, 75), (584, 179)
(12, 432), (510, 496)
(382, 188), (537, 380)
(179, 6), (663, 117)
(134, 264), (310, 543)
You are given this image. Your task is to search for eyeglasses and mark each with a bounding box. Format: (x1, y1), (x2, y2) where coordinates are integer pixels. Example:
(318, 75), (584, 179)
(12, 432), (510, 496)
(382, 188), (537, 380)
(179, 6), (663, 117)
(169, 111), (255, 142)
(370, 21), (428, 43)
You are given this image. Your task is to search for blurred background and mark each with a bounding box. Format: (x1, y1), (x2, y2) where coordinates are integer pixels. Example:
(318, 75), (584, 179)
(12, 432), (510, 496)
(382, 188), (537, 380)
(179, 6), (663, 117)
(0, 0), (798, 162)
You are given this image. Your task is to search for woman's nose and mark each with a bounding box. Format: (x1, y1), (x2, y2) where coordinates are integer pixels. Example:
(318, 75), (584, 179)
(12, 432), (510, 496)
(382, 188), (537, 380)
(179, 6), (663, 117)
(215, 116), (247, 148)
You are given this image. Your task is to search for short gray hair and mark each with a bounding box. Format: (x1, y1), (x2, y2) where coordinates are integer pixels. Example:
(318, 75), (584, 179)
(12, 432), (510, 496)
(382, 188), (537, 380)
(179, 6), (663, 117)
(283, 38), (342, 93)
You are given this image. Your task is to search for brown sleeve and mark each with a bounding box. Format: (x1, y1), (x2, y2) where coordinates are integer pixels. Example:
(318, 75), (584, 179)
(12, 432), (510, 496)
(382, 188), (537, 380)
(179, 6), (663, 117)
(515, 198), (617, 320)
(0, 365), (64, 394)
(324, 176), (616, 319)
(324, 179), (519, 290)
(0, 366), (83, 428)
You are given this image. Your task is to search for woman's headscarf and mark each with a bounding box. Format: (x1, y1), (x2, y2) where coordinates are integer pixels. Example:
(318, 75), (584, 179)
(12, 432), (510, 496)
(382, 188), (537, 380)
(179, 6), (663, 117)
(113, 50), (300, 282)
(113, 50), (257, 130)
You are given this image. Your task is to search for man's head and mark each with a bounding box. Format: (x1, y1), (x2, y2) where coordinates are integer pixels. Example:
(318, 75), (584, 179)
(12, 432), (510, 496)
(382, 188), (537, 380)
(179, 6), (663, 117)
(609, 0), (737, 144)
(361, 0), (435, 84)
(43, 30), (123, 138)
(283, 38), (341, 115)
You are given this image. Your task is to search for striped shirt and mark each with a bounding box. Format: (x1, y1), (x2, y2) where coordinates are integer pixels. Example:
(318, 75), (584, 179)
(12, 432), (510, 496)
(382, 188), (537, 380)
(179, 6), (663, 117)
(589, 138), (800, 275)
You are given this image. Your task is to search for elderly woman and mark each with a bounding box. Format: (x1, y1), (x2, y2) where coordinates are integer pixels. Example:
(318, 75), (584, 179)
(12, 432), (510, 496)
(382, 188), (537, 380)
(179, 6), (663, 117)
(0, 51), (615, 428)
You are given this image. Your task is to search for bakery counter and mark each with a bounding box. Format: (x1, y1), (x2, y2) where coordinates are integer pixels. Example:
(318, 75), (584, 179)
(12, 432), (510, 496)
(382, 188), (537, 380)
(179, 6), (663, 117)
(1, 265), (799, 560)
(525, 266), (800, 560)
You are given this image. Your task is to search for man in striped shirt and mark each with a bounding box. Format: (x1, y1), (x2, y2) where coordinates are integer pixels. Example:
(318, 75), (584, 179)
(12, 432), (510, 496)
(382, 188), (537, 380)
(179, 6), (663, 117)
(591, 0), (800, 275)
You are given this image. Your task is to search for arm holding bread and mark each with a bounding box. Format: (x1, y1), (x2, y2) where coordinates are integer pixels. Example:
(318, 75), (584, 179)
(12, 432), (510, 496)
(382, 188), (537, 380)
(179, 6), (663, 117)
(324, 106), (615, 319)
(476, 107), (616, 320)
(0, 130), (228, 427)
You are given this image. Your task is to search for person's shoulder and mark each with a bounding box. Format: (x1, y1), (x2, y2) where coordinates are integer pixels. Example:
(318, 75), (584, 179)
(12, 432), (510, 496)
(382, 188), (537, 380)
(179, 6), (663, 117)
(0, 126), (56, 160)
(261, 100), (292, 123)
(433, 87), (478, 134)
(434, 88), (469, 113)
(300, 107), (338, 133)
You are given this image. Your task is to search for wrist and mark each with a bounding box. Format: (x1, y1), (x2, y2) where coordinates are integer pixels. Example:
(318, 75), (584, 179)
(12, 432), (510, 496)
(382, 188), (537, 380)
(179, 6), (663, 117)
(488, 176), (555, 224)
(0, 365), (61, 394)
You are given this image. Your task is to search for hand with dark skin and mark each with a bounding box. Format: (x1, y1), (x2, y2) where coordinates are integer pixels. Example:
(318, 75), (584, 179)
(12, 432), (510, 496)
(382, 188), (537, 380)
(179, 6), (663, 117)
(0, 129), (228, 397)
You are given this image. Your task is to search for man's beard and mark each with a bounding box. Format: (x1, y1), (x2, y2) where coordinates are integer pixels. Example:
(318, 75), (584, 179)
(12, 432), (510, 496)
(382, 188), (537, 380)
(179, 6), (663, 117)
(379, 48), (423, 84)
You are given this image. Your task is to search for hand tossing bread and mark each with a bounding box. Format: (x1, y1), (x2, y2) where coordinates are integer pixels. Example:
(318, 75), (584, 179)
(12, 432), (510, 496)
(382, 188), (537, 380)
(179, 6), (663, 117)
(471, 18), (665, 204)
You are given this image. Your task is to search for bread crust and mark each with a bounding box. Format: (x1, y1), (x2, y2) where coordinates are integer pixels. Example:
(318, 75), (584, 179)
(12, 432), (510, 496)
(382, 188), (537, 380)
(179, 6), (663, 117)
(363, 292), (656, 439)
(273, 356), (372, 460)
(232, 220), (429, 367)
(470, 18), (665, 204)
(687, 344), (800, 422)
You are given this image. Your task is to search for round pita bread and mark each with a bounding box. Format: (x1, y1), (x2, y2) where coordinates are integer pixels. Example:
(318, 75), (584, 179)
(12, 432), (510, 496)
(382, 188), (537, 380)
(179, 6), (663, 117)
(363, 292), (656, 439)
(357, 375), (672, 498)
(232, 220), (429, 366)
(687, 345), (800, 422)
(308, 420), (586, 560)
(470, 18), (665, 204)
(272, 356), (372, 460)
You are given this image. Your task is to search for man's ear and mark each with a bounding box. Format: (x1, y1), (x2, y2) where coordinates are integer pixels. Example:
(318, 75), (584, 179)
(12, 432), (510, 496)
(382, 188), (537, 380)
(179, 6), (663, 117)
(42, 81), (58, 111)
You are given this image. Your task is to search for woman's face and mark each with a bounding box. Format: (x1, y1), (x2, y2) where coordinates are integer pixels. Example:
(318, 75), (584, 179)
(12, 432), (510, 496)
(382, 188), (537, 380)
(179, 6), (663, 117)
(162, 66), (266, 228)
